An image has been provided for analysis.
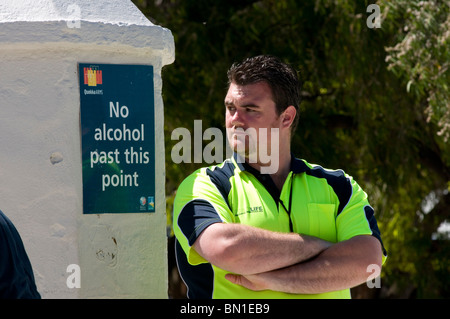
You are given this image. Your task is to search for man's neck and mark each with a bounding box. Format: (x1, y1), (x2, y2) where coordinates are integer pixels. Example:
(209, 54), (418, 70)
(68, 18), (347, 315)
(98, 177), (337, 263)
(269, 154), (291, 191)
(246, 150), (292, 191)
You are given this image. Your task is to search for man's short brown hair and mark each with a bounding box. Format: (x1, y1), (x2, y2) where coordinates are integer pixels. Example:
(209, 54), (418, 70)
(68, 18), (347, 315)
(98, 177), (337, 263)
(227, 55), (302, 133)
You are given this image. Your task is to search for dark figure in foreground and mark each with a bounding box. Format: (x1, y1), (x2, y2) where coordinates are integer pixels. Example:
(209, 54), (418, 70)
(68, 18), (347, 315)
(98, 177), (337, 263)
(0, 210), (41, 299)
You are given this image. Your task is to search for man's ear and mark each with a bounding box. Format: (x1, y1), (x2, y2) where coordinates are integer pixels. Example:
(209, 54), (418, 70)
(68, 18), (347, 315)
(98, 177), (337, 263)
(281, 105), (296, 129)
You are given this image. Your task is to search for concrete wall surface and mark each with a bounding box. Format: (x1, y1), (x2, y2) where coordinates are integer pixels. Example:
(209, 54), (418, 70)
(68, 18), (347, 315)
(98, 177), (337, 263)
(0, 0), (174, 298)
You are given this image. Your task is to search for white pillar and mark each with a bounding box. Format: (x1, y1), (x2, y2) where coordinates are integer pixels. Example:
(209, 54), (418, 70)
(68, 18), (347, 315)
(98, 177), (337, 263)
(0, 0), (174, 298)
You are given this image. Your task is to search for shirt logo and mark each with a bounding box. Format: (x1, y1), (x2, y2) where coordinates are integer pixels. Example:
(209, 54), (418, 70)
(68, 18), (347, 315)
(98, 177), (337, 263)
(235, 205), (264, 216)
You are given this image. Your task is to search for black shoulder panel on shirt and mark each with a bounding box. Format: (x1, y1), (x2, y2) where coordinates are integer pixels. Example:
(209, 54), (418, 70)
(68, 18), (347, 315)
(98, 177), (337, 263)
(206, 160), (235, 209)
(303, 165), (353, 216)
(175, 239), (214, 299)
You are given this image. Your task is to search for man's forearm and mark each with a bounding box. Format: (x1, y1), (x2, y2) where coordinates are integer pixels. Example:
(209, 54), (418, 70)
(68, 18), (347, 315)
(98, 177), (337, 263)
(194, 223), (331, 275)
(225, 235), (383, 294)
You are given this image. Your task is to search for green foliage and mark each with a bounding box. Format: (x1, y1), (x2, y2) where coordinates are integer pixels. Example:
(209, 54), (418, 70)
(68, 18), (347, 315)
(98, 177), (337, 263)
(382, 0), (450, 141)
(133, 0), (450, 298)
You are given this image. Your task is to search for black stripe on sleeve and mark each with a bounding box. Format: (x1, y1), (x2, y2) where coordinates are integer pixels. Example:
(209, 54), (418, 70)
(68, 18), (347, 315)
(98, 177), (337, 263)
(206, 160), (235, 210)
(177, 199), (223, 247)
(364, 205), (387, 257)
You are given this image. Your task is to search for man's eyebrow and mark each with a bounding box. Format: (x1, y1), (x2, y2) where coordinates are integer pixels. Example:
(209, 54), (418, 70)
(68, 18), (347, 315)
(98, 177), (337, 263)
(224, 101), (260, 108)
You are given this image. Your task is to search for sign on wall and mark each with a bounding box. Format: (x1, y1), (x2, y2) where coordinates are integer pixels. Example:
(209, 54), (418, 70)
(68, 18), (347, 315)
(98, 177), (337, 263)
(79, 63), (155, 214)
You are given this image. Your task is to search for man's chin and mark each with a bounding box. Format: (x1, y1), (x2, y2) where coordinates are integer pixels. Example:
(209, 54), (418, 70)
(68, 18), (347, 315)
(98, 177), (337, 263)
(232, 144), (258, 161)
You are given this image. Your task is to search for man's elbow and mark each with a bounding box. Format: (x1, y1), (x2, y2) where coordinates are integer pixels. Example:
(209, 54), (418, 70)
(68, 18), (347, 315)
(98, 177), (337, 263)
(193, 224), (245, 273)
(356, 236), (383, 284)
(367, 236), (383, 269)
(201, 238), (234, 264)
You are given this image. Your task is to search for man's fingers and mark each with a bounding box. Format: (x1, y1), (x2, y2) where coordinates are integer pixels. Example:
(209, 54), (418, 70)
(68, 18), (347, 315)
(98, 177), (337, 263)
(225, 273), (252, 289)
(225, 273), (263, 291)
(224, 273), (241, 285)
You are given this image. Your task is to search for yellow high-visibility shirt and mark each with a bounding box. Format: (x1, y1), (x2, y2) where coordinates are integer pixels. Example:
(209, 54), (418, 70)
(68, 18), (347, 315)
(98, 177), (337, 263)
(173, 153), (387, 299)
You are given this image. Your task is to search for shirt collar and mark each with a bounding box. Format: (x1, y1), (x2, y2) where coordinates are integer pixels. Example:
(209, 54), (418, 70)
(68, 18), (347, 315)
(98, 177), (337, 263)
(232, 152), (308, 175)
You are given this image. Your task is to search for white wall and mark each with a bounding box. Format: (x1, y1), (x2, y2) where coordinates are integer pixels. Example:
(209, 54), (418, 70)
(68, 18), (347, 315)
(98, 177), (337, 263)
(0, 0), (174, 298)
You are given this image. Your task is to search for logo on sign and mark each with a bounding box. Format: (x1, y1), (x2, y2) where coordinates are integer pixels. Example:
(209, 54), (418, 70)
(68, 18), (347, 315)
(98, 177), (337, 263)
(139, 196), (147, 211)
(148, 196), (155, 211)
(84, 66), (103, 87)
(139, 196), (155, 212)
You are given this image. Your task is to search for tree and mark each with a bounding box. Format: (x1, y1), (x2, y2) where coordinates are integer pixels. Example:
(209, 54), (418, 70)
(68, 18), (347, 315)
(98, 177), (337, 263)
(133, 0), (450, 298)
(382, 0), (450, 141)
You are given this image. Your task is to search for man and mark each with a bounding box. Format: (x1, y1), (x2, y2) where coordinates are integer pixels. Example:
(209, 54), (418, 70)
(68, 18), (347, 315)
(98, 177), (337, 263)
(0, 210), (41, 299)
(173, 55), (387, 299)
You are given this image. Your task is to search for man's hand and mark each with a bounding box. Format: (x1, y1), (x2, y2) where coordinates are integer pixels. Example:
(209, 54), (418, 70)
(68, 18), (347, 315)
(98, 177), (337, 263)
(224, 273), (269, 291)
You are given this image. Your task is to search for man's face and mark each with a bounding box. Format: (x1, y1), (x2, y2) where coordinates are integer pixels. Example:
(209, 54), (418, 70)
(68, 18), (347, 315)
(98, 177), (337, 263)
(225, 81), (281, 160)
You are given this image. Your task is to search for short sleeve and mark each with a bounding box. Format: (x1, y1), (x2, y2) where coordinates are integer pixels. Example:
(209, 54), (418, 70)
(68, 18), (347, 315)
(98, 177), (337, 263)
(173, 168), (234, 265)
(336, 176), (388, 263)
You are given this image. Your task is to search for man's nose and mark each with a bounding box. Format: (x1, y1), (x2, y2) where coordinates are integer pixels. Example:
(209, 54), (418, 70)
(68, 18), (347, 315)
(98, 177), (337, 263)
(230, 108), (245, 127)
